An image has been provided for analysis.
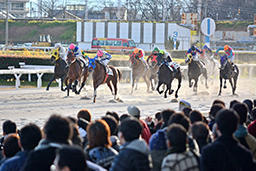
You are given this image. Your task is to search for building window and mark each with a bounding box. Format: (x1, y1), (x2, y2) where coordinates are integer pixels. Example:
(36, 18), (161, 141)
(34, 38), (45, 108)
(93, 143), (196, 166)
(11, 3), (24, 10)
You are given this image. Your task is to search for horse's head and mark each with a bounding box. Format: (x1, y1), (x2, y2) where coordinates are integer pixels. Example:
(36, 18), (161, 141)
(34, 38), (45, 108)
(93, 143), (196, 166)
(87, 56), (97, 72)
(51, 48), (60, 64)
(66, 51), (76, 65)
(185, 54), (193, 64)
(220, 55), (228, 69)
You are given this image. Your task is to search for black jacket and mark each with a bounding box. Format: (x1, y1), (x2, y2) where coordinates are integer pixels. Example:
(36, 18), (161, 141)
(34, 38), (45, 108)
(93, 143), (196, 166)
(200, 135), (256, 171)
(110, 139), (152, 171)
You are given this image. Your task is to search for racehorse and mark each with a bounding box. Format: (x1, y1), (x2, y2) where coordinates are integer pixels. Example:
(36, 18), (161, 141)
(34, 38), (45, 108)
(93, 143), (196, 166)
(88, 57), (121, 103)
(147, 55), (160, 91)
(201, 54), (219, 79)
(46, 48), (68, 91)
(129, 54), (151, 94)
(65, 51), (89, 96)
(218, 55), (239, 96)
(156, 63), (182, 98)
(186, 54), (208, 92)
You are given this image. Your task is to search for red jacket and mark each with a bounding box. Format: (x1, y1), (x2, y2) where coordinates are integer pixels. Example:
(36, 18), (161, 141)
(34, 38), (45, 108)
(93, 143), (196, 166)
(140, 120), (151, 144)
(248, 120), (256, 138)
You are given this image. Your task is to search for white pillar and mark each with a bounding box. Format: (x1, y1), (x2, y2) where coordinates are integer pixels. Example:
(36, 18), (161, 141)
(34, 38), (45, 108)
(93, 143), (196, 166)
(14, 73), (22, 89)
(36, 73), (44, 88)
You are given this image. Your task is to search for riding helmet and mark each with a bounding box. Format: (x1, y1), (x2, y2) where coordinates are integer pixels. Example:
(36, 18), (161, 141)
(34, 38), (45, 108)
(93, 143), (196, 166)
(191, 45), (196, 51)
(224, 45), (229, 51)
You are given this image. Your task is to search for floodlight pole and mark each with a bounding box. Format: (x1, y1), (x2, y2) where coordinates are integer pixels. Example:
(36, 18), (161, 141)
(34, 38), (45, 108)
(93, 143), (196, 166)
(5, 0), (9, 47)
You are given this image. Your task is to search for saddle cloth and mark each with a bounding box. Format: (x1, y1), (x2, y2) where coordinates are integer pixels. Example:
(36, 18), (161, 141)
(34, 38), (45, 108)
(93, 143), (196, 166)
(165, 62), (180, 72)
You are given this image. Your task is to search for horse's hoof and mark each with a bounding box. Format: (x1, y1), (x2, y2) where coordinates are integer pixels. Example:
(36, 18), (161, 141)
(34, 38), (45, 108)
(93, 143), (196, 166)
(206, 86), (209, 89)
(170, 99), (178, 103)
(159, 91), (163, 94)
(233, 93), (239, 97)
(46, 88), (49, 91)
(109, 99), (118, 103)
(75, 91), (80, 95)
(175, 94), (178, 98)
(223, 85), (227, 89)
(116, 98), (124, 103)
(80, 96), (91, 100)
(169, 90), (174, 95)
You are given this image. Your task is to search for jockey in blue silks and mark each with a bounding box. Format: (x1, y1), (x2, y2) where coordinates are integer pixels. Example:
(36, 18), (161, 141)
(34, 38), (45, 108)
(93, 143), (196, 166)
(68, 43), (87, 65)
(185, 45), (204, 68)
(202, 44), (213, 59)
(216, 45), (235, 63)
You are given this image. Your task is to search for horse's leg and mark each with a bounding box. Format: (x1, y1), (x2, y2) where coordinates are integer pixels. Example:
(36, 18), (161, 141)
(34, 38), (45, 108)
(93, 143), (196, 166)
(203, 68), (208, 89)
(156, 81), (163, 94)
(107, 81), (113, 95)
(131, 76), (135, 94)
(143, 75), (150, 92)
(193, 78), (198, 93)
(164, 84), (170, 98)
(46, 76), (55, 91)
(60, 77), (65, 91)
(218, 77), (223, 96)
(233, 76), (238, 95)
(168, 79), (174, 95)
(224, 80), (227, 89)
(112, 79), (118, 100)
(72, 80), (78, 92)
(189, 77), (193, 88)
(67, 80), (73, 97)
(175, 75), (182, 98)
(229, 78), (234, 95)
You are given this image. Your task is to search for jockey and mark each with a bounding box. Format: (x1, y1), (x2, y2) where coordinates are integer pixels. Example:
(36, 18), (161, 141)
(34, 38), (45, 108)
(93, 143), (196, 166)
(186, 45), (204, 68)
(54, 43), (66, 61)
(162, 51), (179, 73)
(216, 45), (235, 64)
(147, 47), (159, 65)
(95, 50), (112, 73)
(132, 48), (149, 68)
(202, 44), (213, 59)
(68, 43), (87, 66)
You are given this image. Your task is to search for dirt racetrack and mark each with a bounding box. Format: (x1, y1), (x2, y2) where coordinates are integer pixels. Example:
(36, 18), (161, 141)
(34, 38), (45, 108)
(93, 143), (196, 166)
(0, 78), (256, 132)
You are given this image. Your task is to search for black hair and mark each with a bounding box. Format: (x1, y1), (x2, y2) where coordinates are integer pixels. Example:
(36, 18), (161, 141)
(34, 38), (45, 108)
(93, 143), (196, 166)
(3, 120), (17, 135)
(209, 104), (224, 119)
(155, 112), (162, 121)
(191, 122), (209, 141)
(229, 100), (240, 109)
(43, 115), (72, 144)
(182, 107), (192, 118)
(119, 114), (131, 123)
(20, 123), (42, 150)
(212, 99), (225, 107)
(216, 109), (239, 135)
(119, 118), (142, 142)
(232, 103), (248, 124)
(101, 115), (118, 136)
(56, 146), (87, 171)
(168, 113), (190, 132)
(243, 99), (253, 113)
(161, 109), (175, 127)
(166, 124), (187, 151)
(106, 111), (120, 123)
(189, 110), (203, 124)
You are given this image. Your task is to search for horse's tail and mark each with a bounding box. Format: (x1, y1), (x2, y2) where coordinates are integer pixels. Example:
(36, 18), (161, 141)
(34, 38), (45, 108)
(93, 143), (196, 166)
(117, 69), (122, 82)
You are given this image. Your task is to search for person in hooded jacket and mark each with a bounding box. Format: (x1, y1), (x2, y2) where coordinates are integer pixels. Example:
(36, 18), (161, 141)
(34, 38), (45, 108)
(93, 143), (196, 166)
(110, 118), (152, 171)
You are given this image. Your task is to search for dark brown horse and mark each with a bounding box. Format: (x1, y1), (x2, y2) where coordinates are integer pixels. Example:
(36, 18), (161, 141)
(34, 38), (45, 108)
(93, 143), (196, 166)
(65, 51), (89, 96)
(129, 54), (151, 94)
(88, 57), (121, 103)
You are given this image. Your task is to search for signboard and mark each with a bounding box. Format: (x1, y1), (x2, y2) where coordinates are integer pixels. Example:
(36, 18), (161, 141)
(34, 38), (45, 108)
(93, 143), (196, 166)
(201, 18), (216, 36)
(181, 13), (198, 26)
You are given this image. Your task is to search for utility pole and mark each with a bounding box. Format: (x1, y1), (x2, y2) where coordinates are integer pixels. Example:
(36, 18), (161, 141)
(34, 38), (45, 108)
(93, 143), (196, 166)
(198, 0), (203, 48)
(5, 0), (8, 47)
(84, 0), (88, 20)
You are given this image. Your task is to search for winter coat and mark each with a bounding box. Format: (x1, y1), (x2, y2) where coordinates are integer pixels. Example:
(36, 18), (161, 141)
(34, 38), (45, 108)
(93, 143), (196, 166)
(161, 148), (199, 171)
(110, 139), (152, 171)
(248, 120), (256, 138)
(200, 135), (256, 171)
(140, 120), (151, 144)
(85, 146), (118, 169)
(0, 151), (30, 171)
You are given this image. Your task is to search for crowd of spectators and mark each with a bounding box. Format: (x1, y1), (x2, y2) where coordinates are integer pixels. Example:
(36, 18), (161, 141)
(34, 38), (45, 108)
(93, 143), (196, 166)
(0, 98), (256, 171)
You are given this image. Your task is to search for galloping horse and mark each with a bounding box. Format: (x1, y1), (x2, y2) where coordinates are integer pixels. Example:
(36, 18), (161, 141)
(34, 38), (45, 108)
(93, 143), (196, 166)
(46, 48), (68, 91)
(156, 63), (182, 98)
(147, 56), (160, 91)
(201, 54), (219, 79)
(218, 55), (239, 96)
(186, 54), (208, 92)
(65, 51), (89, 96)
(129, 54), (151, 94)
(88, 57), (121, 103)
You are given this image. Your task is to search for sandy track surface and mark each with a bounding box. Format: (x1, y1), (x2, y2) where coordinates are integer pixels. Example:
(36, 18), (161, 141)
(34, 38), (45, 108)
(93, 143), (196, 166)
(0, 78), (255, 132)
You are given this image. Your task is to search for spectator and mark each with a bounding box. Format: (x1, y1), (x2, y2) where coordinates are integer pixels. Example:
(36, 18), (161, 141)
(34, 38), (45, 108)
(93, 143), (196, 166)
(162, 124), (199, 171)
(208, 104), (224, 131)
(85, 120), (118, 169)
(232, 103), (256, 159)
(0, 123), (42, 170)
(191, 122), (210, 153)
(189, 110), (203, 124)
(127, 105), (151, 144)
(179, 99), (191, 111)
(243, 99), (254, 122)
(149, 109), (175, 171)
(110, 118), (151, 171)
(101, 116), (120, 151)
(229, 99), (240, 109)
(212, 99), (225, 107)
(182, 107), (192, 118)
(119, 114), (131, 123)
(52, 146), (88, 171)
(22, 115), (73, 171)
(168, 113), (199, 153)
(200, 109), (256, 171)
(154, 112), (163, 132)
(0, 134), (20, 166)
(106, 111), (120, 124)
(77, 109), (92, 148)
(67, 117), (83, 147)
(248, 108), (256, 138)
(145, 116), (155, 134)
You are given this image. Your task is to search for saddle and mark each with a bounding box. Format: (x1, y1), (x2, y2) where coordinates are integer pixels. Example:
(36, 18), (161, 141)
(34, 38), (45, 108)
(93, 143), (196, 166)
(99, 62), (113, 76)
